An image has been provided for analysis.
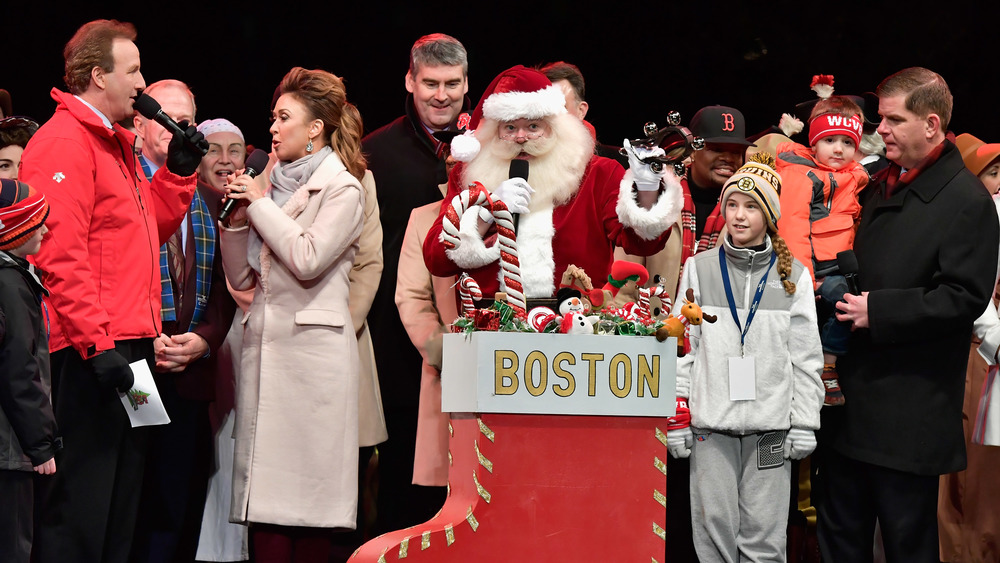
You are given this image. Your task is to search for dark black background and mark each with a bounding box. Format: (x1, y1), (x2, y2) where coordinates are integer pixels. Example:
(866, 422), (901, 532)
(4, 4), (995, 150)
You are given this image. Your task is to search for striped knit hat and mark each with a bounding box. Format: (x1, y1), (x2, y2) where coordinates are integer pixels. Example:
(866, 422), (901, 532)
(0, 179), (50, 250)
(721, 152), (782, 232)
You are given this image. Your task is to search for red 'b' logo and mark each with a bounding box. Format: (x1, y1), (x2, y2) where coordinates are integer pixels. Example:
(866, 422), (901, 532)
(721, 113), (735, 132)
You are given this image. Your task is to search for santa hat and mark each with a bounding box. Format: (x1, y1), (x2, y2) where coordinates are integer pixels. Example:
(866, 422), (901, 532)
(450, 65), (567, 162)
(0, 179), (49, 251)
(721, 152), (782, 232)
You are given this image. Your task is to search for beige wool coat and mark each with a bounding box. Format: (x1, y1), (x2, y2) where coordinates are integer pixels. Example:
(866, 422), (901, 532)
(351, 171), (388, 447)
(395, 201), (459, 487)
(221, 151), (364, 528)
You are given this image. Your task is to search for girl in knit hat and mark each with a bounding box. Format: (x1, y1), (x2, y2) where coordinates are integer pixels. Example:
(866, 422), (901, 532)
(0, 178), (60, 563)
(666, 153), (825, 563)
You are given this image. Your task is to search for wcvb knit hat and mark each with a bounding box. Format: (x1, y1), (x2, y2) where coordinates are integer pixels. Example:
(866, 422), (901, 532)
(721, 152), (782, 232)
(808, 112), (863, 147)
(450, 65), (567, 162)
(0, 179), (49, 250)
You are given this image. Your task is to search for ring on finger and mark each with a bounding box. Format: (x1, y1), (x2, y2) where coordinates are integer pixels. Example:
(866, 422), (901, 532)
(242, 185), (247, 192)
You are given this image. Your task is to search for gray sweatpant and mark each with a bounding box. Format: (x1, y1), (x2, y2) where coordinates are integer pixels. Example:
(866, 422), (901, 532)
(689, 428), (790, 563)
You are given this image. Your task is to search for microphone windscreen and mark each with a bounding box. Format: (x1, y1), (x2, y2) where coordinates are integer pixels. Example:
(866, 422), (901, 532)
(245, 149), (270, 177)
(133, 93), (162, 119)
(509, 159), (529, 180)
(837, 250), (859, 275)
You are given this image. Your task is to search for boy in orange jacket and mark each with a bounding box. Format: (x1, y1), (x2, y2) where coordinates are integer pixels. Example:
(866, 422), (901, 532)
(776, 97), (868, 406)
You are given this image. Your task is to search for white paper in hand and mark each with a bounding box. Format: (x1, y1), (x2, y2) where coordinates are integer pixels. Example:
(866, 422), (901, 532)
(118, 360), (171, 427)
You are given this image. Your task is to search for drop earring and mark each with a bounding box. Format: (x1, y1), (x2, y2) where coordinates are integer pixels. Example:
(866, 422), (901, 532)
(306, 139), (314, 153)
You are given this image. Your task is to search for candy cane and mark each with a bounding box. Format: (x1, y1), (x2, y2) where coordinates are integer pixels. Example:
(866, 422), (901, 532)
(440, 182), (525, 317)
(639, 285), (672, 318)
(491, 201), (525, 316)
(441, 183), (491, 250)
(458, 274), (483, 315)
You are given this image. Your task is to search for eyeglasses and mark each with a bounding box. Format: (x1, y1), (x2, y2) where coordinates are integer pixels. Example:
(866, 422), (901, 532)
(498, 123), (546, 141)
(0, 116), (40, 133)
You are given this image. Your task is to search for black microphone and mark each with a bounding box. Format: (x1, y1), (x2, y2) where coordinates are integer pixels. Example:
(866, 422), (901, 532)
(219, 149), (270, 221)
(837, 250), (861, 295)
(133, 93), (209, 154)
(508, 159), (529, 233)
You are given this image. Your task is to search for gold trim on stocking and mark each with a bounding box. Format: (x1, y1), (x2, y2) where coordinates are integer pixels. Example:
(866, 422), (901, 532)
(445, 524), (456, 545)
(421, 531), (431, 550)
(398, 536), (410, 558)
(655, 427), (668, 446)
(653, 522), (666, 541)
(654, 456), (667, 475)
(477, 417), (495, 442)
(654, 489), (666, 508)
(475, 441), (494, 473)
(473, 470), (492, 503)
(466, 506), (480, 531)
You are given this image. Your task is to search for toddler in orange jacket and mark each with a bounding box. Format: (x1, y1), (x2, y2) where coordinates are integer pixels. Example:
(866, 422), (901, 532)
(776, 96), (869, 406)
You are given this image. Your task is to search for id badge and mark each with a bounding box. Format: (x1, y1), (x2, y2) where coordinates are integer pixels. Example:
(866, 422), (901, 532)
(729, 356), (756, 401)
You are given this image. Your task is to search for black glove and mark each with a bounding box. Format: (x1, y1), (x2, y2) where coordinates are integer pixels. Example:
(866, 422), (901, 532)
(165, 120), (207, 177)
(87, 349), (134, 393)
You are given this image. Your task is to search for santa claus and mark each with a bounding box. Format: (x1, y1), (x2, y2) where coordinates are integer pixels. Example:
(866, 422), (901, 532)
(422, 65), (682, 301)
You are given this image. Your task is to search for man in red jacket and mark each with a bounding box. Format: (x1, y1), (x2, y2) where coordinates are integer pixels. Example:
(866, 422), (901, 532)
(19, 19), (204, 563)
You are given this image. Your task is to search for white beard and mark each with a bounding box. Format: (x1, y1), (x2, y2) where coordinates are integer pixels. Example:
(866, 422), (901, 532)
(459, 114), (596, 297)
(461, 114), (595, 210)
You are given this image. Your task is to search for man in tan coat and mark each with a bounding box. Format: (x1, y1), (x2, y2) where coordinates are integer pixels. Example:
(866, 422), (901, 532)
(396, 198), (459, 488)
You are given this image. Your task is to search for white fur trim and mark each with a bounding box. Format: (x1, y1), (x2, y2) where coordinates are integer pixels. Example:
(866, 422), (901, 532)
(812, 84), (834, 99)
(616, 169), (683, 241)
(779, 113), (804, 136)
(516, 208), (556, 298)
(442, 206), (500, 269)
(482, 85), (567, 123)
(450, 130), (481, 163)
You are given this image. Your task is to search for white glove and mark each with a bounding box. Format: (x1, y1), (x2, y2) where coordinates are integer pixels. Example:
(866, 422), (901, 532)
(666, 426), (693, 459)
(783, 428), (817, 460)
(491, 178), (535, 214)
(623, 138), (667, 191)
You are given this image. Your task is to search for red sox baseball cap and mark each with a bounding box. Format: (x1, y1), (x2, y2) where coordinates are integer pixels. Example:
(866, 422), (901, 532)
(689, 105), (755, 147)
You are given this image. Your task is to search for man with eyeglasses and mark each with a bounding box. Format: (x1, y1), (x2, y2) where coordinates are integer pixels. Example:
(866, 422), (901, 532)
(0, 116), (39, 179)
(129, 82), (237, 562)
(423, 65), (681, 306)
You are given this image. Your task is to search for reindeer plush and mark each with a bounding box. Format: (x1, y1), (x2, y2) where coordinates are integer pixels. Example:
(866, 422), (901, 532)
(656, 288), (717, 356)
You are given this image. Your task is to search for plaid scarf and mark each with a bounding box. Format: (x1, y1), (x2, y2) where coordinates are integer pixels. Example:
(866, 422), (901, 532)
(679, 176), (727, 267)
(882, 140), (948, 198)
(159, 190), (215, 331)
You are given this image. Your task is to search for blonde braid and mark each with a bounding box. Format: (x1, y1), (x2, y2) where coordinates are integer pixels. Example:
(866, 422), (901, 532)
(770, 232), (796, 294)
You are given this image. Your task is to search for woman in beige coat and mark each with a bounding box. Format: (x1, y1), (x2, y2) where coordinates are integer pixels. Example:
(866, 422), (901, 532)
(220, 67), (367, 562)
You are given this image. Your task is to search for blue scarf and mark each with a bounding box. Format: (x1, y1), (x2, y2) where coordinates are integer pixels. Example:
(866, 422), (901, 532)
(159, 190), (215, 330)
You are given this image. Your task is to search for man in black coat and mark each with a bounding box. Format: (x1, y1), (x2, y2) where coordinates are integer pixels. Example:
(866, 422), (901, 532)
(361, 32), (470, 534)
(822, 67), (1000, 563)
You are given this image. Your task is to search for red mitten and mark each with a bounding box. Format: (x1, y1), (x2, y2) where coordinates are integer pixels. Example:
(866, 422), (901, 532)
(666, 398), (691, 431)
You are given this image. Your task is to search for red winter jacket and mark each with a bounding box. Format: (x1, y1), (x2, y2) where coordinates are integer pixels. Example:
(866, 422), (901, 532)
(20, 89), (195, 357)
(775, 142), (868, 283)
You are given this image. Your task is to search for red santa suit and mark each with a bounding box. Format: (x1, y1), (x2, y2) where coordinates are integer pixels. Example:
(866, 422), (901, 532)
(422, 65), (681, 299)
